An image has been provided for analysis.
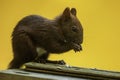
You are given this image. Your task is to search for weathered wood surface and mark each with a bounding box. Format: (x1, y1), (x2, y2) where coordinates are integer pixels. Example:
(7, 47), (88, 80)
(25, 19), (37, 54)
(0, 69), (50, 80)
(0, 62), (120, 80)
(0, 69), (85, 80)
(25, 62), (120, 80)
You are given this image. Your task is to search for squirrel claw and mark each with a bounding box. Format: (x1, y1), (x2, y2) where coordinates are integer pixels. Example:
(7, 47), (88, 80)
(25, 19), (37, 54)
(72, 43), (82, 53)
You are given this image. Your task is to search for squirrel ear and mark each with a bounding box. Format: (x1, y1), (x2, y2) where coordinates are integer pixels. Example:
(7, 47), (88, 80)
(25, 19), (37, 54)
(71, 8), (77, 16)
(59, 7), (71, 24)
(62, 7), (71, 19)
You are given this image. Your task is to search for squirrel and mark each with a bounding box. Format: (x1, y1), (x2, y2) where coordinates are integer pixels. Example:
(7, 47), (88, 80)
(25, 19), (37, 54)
(8, 7), (83, 69)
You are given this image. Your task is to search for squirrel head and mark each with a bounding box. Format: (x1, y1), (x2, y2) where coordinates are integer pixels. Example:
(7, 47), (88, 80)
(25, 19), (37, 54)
(57, 7), (83, 46)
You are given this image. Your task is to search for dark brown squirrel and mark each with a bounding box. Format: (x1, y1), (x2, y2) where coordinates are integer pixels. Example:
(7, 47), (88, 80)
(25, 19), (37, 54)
(8, 7), (83, 69)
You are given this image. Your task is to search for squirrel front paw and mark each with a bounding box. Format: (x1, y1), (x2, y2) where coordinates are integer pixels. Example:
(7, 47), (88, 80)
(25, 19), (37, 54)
(72, 43), (82, 52)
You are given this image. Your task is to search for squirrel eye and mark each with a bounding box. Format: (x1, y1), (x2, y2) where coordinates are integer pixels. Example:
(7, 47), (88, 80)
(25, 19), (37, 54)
(72, 26), (78, 32)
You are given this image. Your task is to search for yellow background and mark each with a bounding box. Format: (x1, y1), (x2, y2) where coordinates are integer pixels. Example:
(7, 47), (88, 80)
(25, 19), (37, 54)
(0, 0), (120, 71)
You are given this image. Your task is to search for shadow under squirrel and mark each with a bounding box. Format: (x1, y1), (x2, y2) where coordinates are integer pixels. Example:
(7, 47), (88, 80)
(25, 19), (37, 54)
(8, 7), (83, 69)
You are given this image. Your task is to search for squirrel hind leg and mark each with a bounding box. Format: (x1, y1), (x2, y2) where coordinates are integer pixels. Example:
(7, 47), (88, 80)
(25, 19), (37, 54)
(9, 31), (37, 69)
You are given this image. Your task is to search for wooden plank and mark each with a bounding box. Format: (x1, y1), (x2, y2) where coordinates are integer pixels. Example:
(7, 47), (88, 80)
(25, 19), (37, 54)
(0, 69), (86, 80)
(25, 62), (120, 80)
(0, 69), (50, 80)
(0, 62), (120, 80)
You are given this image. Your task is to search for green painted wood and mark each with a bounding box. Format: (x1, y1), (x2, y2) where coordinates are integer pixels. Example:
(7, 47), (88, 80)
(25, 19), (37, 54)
(25, 62), (120, 79)
(0, 69), (85, 80)
(0, 62), (120, 80)
(0, 69), (51, 80)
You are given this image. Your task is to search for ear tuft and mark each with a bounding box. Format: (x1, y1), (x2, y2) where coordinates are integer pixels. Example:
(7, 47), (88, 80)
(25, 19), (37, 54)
(71, 8), (77, 16)
(63, 7), (71, 17)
